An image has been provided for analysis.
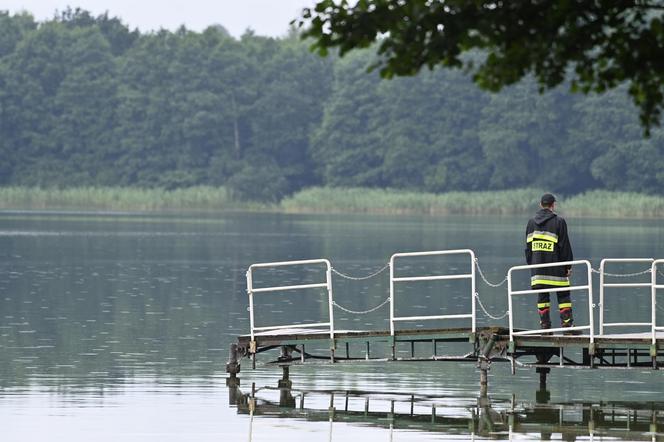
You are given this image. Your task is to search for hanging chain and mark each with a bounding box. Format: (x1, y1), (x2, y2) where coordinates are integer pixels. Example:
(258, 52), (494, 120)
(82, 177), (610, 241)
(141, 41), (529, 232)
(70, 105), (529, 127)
(591, 267), (652, 277)
(331, 263), (390, 281)
(328, 258), (658, 317)
(331, 259), (653, 283)
(474, 259), (507, 287)
(332, 297), (390, 314)
(474, 292), (509, 320)
(327, 263), (391, 313)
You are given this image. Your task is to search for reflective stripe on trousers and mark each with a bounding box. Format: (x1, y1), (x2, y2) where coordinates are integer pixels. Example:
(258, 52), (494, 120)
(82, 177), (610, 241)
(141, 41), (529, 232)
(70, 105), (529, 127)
(531, 274), (569, 287)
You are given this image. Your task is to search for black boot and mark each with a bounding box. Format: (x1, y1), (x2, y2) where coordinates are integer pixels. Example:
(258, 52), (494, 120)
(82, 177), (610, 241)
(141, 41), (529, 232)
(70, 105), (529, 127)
(560, 306), (581, 335)
(560, 307), (573, 328)
(538, 307), (551, 329)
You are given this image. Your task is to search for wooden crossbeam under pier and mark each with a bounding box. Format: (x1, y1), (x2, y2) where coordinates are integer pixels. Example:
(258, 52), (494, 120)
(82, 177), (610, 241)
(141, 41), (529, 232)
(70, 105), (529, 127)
(230, 327), (664, 373)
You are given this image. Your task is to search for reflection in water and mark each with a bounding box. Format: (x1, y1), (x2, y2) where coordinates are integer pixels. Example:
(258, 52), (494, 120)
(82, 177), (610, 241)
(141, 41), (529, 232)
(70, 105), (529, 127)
(231, 377), (664, 441)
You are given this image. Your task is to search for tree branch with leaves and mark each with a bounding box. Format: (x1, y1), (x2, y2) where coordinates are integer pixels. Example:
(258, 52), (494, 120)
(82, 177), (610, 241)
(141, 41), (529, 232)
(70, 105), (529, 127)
(297, 0), (664, 133)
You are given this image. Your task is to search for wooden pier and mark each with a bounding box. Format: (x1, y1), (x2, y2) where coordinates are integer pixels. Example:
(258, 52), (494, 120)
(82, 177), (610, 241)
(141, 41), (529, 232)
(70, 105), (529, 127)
(228, 326), (664, 392)
(227, 251), (664, 393)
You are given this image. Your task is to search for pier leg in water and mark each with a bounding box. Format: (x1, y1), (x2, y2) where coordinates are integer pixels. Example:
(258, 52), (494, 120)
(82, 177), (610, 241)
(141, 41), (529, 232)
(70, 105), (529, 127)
(533, 383), (552, 440)
(537, 367), (549, 390)
(228, 380), (242, 406)
(477, 333), (497, 404)
(535, 367), (551, 403)
(278, 373), (296, 408)
(477, 385), (502, 434)
(226, 343), (241, 387)
(227, 383), (249, 411)
(279, 365), (292, 389)
(278, 346), (293, 389)
(479, 362), (489, 401)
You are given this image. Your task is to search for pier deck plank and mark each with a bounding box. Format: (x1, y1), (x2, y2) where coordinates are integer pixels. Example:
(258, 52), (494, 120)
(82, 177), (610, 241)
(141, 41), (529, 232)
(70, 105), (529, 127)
(235, 326), (664, 370)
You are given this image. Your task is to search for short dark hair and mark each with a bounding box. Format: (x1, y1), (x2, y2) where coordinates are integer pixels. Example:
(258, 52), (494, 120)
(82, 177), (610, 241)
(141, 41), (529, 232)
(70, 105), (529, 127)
(540, 193), (556, 207)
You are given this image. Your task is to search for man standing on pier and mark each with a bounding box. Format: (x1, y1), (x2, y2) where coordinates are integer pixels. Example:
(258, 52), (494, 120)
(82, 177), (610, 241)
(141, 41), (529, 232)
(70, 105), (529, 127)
(525, 193), (574, 329)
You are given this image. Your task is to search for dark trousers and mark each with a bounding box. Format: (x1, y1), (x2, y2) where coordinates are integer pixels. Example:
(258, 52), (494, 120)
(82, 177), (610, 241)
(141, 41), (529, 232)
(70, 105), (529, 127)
(534, 284), (573, 327)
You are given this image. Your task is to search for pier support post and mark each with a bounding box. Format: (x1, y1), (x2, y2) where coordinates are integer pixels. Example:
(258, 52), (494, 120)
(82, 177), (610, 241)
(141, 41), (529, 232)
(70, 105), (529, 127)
(228, 380), (241, 405)
(479, 363), (489, 399)
(226, 343), (241, 387)
(227, 382), (249, 410)
(477, 333), (497, 400)
(536, 367), (549, 390)
(535, 367), (551, 403)
(278, 372), (296, 408)
(279, 365), (292, 389)
(278, 346), (293, 389)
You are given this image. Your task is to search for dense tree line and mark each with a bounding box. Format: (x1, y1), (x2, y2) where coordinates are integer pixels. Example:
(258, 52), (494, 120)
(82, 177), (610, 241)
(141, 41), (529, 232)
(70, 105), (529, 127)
(0, 9), (662, 201)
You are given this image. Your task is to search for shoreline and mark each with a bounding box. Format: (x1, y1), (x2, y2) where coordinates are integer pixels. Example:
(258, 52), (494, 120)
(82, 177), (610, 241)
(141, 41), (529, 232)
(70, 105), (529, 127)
(0, 186), (663, 219)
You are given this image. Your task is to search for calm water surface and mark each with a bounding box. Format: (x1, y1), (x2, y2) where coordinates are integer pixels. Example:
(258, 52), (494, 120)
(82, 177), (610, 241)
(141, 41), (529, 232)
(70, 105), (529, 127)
(1, 211), (663, 441)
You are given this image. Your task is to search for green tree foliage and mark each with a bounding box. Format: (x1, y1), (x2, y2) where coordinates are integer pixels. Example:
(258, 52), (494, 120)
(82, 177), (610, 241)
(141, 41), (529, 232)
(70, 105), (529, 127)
(479, 79), (583, 192)
(0, 9), (662, 200)
(0, 11), (35, 57)
(3, 20), (68, 185)
(299, 1), (664, 132)
(312, 50), (385, 186)
(591, 130), (664, 193)
(378, 67), (490, 192)
(0, 12), (35, 183)
(248, 34), (333, 193)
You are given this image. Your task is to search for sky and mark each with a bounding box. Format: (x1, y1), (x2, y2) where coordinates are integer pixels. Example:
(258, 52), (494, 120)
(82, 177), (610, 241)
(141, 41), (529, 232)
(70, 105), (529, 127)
(3, 0), (316, 37)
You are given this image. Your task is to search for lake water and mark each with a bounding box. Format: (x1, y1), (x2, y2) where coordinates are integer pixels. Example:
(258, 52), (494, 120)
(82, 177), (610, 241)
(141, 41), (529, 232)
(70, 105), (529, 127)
(1, 210), (663, 440)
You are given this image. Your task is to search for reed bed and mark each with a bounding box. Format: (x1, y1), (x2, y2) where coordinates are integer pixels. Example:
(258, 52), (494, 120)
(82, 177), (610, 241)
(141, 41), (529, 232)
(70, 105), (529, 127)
(2, 186), (663, 218)
(564, 190), (664, 218)
(0, 186), (246, 211)
(281, 187), (545, 215)
(283, 187), (664, 218)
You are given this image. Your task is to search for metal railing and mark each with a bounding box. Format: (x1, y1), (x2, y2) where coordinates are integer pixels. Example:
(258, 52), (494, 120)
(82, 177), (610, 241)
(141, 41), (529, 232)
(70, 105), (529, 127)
(652, 259), (664, 344)
(246, 259), (334, 343)
(389, 249), (476, 335)
(507, 260), (594, 342)
(599, 258), (654, 335)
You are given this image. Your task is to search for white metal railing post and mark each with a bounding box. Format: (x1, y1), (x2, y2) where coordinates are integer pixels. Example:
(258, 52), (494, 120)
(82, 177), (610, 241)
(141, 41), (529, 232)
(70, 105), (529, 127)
(325, 260), (335, 342)
(246, 258), (335, 341)
(599, 260), (605, 335)
(587, 261), (594, 343)
(653, 260), (657, 345)
(389, 256), (395, 336)
(652, 259), (664, 345)
(389, 249), (476, 333)
(599, 258), (653, 337)
(247, 269), (255, 343)
(470, 250), (477, 333)
(507, 260), (593, 341)
(507, 265), (516, 343)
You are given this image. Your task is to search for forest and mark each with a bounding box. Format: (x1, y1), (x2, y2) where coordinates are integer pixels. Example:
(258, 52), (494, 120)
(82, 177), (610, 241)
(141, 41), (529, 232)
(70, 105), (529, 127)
(0, 9), (662, 202)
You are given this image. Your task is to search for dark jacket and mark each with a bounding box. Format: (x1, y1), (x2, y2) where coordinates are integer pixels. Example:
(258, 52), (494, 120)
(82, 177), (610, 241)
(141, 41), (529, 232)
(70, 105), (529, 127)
(525, 209), (573, 287)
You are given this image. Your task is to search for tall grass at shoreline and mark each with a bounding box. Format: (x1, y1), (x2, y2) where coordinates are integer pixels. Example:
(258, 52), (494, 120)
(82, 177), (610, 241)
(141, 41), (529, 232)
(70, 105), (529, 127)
(1, 186), (663, 218)
(563, 190), (664, 218)
(283, 187), (664, 218)
(281, 187), (544, 215)
(0, 186), (259, 211)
